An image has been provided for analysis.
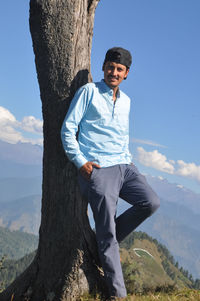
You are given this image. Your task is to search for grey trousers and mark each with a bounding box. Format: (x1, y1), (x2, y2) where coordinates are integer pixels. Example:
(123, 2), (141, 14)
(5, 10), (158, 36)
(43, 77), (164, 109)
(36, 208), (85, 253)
(78, 164), (160, 297)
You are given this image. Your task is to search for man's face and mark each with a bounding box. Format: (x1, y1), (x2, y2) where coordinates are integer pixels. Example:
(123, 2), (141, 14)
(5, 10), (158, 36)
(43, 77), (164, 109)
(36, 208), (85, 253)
(103, 61), (129, 89)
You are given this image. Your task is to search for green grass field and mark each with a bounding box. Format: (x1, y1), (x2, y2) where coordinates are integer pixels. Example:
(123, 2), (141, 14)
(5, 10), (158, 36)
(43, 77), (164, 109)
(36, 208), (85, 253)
(80, 289), (200, 301)
(126, 290), (200, 300)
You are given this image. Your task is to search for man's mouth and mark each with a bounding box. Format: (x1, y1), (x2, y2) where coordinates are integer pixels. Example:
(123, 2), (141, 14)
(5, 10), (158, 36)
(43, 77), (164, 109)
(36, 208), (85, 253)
(109, 76), (118, 81)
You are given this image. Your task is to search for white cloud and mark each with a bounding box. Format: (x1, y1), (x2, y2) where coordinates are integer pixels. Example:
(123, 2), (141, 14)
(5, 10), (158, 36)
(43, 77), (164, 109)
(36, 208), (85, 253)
(0, 106), (22, 144)
(176, 160), (200, 183)
(0, 106), (43, 145)
(0, 106), (17, 123)
(137, 147), (175, 174)
(132, 138), (166, 148)
(21, 116), (43, 134)
(137, 146), (200, 184)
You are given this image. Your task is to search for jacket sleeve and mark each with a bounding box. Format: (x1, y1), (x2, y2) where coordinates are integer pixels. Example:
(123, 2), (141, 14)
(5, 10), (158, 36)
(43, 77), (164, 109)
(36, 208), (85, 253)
(61, 86), (89, 169)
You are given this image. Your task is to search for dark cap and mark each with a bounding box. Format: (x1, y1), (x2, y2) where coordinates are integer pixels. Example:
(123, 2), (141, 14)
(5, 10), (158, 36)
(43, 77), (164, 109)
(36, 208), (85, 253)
(103, 47), (132, 68)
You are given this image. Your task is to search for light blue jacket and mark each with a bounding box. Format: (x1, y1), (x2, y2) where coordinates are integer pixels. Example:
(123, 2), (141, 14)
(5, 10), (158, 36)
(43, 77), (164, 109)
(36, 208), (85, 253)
(61, 80), (132, 169)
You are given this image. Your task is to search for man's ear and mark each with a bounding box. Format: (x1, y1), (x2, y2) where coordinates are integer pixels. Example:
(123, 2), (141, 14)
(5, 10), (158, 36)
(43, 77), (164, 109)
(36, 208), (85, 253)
(124, 68), (129, 80)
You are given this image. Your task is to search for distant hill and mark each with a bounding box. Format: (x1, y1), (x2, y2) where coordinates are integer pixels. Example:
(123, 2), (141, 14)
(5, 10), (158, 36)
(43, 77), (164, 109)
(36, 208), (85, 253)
(117, 197), (200, 280)
(0, 140), (42, 165)
(0, 226), (38, 260)
(1, 141), (200, 280)
(0, 140), (42, 179)
(146, 175), (200, 214)
(138, 204), (200, 280)
(0, 178), (42, 204)
(1, 177), (200, 278)
(0, 251), (36, 291)
(1, 231), (198, 293)
(120, 232), (196, 294)
(0, 195), (41, 234)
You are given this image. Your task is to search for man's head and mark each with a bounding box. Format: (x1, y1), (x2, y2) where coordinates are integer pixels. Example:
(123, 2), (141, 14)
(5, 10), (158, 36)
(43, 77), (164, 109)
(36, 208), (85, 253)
(102, 47), (132, 89)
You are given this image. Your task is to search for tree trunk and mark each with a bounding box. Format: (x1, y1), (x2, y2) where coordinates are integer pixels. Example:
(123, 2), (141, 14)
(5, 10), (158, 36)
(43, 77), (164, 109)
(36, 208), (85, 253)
(1, 0), (108, 300)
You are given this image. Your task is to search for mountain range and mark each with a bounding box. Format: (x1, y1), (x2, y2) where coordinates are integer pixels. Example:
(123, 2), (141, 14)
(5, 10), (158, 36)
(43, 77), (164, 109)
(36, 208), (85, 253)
(0, 140), (42, 179)
(0, 230), (196, 293)
(0, 140), (200, 279)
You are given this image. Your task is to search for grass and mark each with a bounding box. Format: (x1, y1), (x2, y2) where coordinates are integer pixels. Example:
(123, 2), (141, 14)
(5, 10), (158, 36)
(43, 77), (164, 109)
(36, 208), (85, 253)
(126, 289), (200, 300)
(134, 249), (154, 259)
(79, 289), (200, 300)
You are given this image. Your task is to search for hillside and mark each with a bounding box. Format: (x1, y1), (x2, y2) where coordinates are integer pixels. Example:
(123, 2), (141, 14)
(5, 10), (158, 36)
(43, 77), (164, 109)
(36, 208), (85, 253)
(120, 232), (195, 294)
(0, 251), (36, 291)
(1, 179), (200, 278)
(137, 200), (200, 279)
(0, 140), (42, 166)
(0, 140), (42, 179)
(0, 195), (41, 234)
(117, 195), (200, 279)
(0, 178), (42, 204)
(146, 175), (200, 214)
(0, 226), (38, 260)
(0, 141), (200, 281)
(1, 231), (199, 294)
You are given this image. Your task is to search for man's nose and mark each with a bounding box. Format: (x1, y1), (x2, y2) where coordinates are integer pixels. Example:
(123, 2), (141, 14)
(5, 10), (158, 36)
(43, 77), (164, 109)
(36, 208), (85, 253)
(111, 68), (117, 76)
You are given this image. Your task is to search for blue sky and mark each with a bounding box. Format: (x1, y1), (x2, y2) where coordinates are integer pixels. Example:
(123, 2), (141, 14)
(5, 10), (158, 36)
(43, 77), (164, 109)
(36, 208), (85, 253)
(0, 0), (200, 193)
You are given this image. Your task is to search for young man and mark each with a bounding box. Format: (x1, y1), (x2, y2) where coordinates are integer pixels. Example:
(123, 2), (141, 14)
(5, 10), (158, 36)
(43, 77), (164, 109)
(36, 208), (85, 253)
(61, 47), (160, 300)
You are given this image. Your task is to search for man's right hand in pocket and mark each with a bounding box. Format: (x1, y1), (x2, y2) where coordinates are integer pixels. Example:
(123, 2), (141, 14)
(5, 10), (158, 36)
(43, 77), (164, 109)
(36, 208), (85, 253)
(79, 161), (101, 180)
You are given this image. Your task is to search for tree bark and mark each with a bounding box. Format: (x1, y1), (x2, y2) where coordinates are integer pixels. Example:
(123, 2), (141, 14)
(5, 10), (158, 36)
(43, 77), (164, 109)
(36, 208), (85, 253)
(1, 0), (108, 300)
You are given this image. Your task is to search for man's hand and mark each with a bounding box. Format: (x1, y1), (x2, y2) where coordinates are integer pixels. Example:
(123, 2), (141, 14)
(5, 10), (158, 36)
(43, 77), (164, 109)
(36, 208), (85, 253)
(79, 161), (101, 180)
